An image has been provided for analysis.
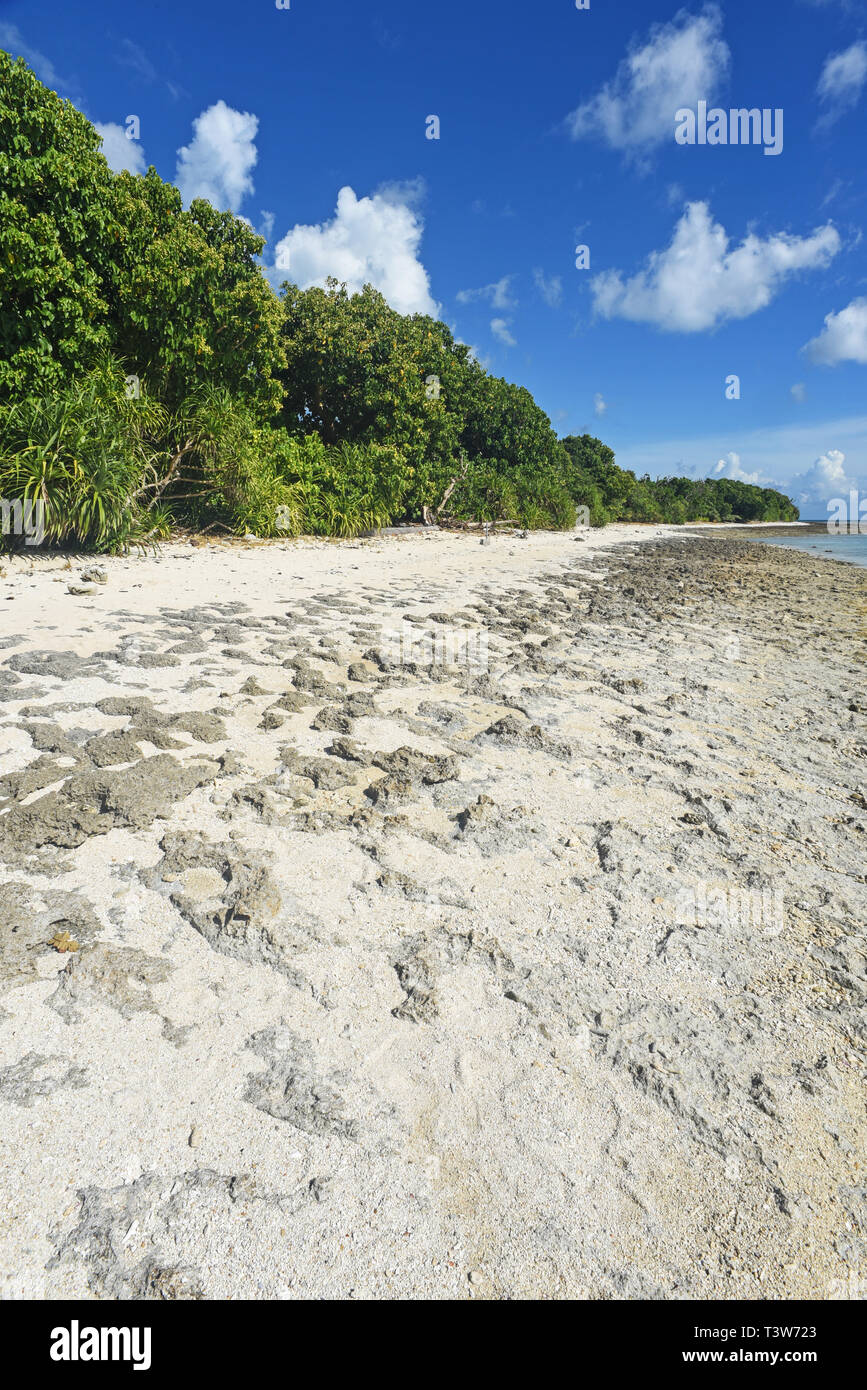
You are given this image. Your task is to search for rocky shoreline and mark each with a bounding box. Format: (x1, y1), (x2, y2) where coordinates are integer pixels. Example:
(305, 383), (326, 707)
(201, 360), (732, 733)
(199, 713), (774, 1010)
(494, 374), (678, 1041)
(0, 528), (865, 1300)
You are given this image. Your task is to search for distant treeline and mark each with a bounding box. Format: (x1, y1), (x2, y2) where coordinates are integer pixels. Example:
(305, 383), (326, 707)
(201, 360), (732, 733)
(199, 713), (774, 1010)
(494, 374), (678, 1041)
(0, 53), (799, 550)
(560, 437), (799, 526)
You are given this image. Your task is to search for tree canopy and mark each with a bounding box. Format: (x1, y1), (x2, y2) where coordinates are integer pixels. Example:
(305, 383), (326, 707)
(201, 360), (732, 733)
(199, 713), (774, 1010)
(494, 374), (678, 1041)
(0, 51), (117, 397)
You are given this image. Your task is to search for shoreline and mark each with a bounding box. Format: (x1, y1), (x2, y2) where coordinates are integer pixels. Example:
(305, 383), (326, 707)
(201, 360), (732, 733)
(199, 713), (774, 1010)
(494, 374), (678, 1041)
(0, 528), (865, 1300)
(0, 524), (687, 643)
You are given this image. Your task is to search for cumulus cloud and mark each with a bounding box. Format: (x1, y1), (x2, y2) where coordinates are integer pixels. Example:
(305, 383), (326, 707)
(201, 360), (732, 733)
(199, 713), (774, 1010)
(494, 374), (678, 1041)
(816, 41), (867, 128)
(456, 276), (516, 310)
(594, 393), (608, 417)
(804, 296), (867, 364)
(789, 449), (853, 513)
(566, 5), (729, 156)
(273, 185), (438, 317)
(175, 101), (258, 211)
(533, 269), (563, 308)
(591, 201), (841, 332)
(490, 318), (516, 347)
(710, 452), (770, 485)
(791, 382), (807, 402)
(94, 122), (147, 175)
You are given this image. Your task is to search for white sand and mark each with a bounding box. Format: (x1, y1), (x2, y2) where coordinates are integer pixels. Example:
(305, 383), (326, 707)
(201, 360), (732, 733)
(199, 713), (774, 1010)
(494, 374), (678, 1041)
(0, 523), (864, 1300)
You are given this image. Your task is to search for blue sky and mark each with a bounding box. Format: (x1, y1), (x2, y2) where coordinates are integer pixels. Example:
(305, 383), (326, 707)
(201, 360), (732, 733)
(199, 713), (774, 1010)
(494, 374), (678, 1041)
(2, 0), (866, 515)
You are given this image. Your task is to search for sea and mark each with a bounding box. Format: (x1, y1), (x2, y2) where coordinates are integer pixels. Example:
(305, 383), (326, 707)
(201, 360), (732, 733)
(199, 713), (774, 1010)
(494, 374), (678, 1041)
(737, 522), (867, 570)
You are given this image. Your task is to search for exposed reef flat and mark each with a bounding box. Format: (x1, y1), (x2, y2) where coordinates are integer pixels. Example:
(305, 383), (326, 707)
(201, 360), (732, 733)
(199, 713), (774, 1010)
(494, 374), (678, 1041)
(0, 525), (864, 1300)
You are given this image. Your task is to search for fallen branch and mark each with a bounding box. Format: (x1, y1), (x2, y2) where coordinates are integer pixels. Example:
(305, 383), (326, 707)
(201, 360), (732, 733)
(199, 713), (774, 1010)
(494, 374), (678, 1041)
(433, 452), (470, 520)
(130, 438), (197, 504)
(437, 517), (519, 531)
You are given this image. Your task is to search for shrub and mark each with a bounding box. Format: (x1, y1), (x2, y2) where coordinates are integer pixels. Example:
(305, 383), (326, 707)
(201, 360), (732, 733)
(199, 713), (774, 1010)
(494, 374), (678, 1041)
(515, 473), (577, 530)
(449, 463), (518, 524)
(147, 386), (300, 537)
(277, 436), (409, 538)
(0, 355), (167, 550)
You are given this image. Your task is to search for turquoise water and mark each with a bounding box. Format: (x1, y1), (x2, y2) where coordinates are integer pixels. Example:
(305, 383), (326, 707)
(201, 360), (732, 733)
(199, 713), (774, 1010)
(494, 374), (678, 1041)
(754, 530), (867, 569)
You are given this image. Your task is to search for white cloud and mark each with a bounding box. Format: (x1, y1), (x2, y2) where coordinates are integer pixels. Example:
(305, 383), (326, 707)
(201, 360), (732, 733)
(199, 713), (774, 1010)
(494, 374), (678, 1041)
(0, 23), (61, 89)
(257, 211), (275, 244)
(273, 185), (438, 317)
(791, 382), (807, 402)
(566, 5), (729, 156)
(594, 392), (608, 417)
(115, 38), (157, 83)
(490, 318), (516, 347)
(591, 201), (841, 332)
(804, 296), (867, 364)
(374, 177), (427, 209)
(533, 269), (563, 308)
(816, 41), (867, 127)
(710, 452), (770, 485)
(456, 276), (516, 310)
(94, 122), (147, 175)
(789, 449), (853, 513)
(820, 178), (845, 209)
(175, 101), (258, 211)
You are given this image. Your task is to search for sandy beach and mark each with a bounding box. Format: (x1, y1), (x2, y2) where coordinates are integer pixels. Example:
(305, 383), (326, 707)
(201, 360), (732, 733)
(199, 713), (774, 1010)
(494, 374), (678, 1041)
(0, 524), (864, 1300)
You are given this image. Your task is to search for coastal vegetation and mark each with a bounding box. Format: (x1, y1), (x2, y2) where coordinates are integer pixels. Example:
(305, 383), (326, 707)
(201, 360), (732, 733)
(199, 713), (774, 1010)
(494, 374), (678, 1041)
(0, 53), (799, 550)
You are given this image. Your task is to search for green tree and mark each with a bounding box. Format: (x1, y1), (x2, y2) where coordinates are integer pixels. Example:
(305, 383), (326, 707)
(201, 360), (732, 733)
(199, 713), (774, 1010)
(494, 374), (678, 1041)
(561, 434), (635, 518)
(0, 51), (118, 398)
(278, 279), (470, 506)
(280, 279), (581, 524)
(107, 174), (286, 416)
(460, 375), (566, 476)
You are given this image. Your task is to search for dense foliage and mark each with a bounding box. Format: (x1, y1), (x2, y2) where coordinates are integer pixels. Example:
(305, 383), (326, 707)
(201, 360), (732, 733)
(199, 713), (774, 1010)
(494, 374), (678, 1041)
(0, 51), (117, 398)
(278, 278), (581, 528)
(0, 52), (799, 549)
(561, 435), (798, 526)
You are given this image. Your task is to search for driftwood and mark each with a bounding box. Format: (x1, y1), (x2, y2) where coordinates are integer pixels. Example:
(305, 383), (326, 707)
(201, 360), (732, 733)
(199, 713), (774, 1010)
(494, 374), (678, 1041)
(421, 457), (521, 534)
(130, 438), (197, 505)
(424, 453), (470, 525)
(435, 456), (469, 517)
(436, 517), (519, 532)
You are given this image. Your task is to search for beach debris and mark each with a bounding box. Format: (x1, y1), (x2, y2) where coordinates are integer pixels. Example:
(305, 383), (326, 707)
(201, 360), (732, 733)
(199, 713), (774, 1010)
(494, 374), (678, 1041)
(50, 930), (79, 953)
